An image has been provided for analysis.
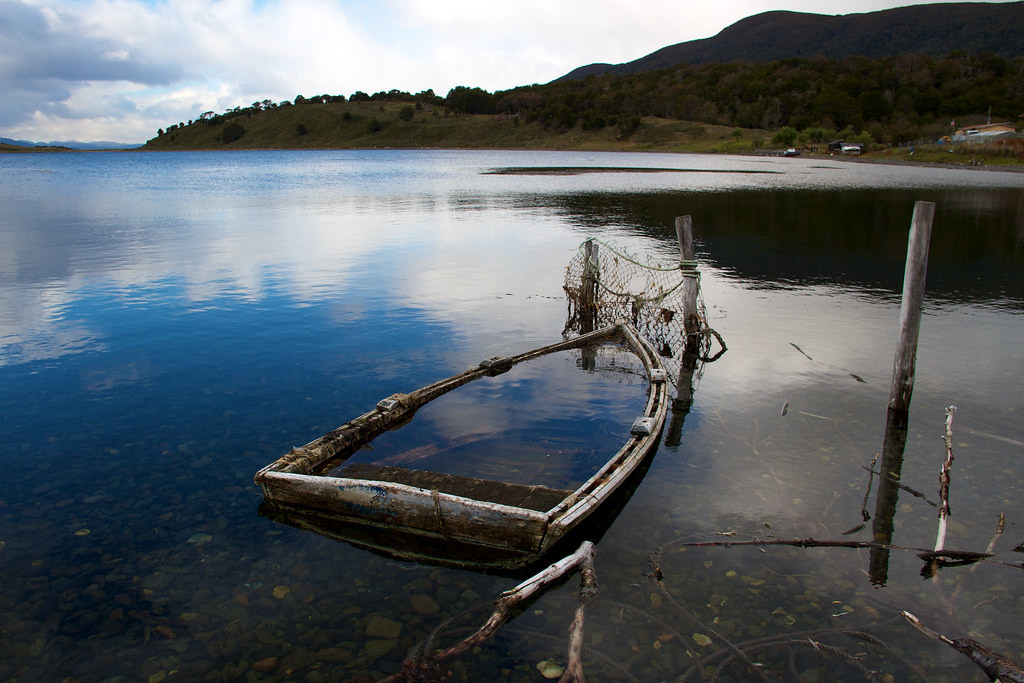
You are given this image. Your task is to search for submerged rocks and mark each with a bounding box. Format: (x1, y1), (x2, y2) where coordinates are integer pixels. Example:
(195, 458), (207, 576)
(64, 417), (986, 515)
(251, 656), (278, 672)
(409, 594), (440, 616)
(315, 647), (353, 664)
(364, 639), (396, 660)
(365, 615), (402, 639)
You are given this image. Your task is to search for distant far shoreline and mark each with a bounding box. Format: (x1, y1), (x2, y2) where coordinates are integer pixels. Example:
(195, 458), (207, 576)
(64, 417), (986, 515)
(0, 142), (75, 153)
(4, 139), (1023, 173)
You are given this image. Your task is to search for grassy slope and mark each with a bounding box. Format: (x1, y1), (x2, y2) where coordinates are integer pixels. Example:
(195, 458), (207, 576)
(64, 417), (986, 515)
(9, 100), (1017, 167)
(0, 142), (74, 153)
(140, 101), (1023, 167)
(140, 101), (764, 154)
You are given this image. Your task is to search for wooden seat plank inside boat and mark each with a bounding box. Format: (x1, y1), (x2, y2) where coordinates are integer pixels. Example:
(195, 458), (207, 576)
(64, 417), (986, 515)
(338, 462), (572, 512)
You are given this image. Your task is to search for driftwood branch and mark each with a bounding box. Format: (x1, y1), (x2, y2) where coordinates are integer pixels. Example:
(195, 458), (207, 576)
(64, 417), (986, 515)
(859, 452), (879, 521)
(440, 540), (595, 663)
(935, 405), (957, 553)
(859, 463), (938, 507)
(382, 541), (597, 682)
(902, 611), (1024, 683)
(560, 545), (598, 683)
(949, 513), (1006, 606)
(677, 536), (1021, 576)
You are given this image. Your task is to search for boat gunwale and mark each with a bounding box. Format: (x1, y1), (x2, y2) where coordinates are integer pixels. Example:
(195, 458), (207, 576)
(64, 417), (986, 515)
(255, 321), (669, 557)
(543, 323), (668, 539)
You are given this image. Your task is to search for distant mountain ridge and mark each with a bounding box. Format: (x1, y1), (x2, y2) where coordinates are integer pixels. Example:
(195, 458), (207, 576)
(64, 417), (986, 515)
(0, 136), (138, 150)
(556, 2), (1024, 81)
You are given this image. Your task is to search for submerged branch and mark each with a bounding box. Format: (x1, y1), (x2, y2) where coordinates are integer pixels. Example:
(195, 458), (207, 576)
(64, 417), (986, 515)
(382, 541), (597, 683)
(902, 611), (1024, 683)
(677, 536), (1024, 575)
(560, 545), (599, 683)
(934, 405), (957, 553)
(859, 452), (879, 522)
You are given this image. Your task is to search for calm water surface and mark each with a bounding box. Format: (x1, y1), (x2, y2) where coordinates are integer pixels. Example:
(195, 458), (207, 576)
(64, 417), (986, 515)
(1, 150), (1022, 681)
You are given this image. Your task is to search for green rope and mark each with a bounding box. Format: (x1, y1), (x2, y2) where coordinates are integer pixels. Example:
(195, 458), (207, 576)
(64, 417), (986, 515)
(678, 259), (700, 279)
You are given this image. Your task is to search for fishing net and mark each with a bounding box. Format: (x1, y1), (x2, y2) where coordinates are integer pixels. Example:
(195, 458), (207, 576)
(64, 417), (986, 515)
(563, 238), (723, 373)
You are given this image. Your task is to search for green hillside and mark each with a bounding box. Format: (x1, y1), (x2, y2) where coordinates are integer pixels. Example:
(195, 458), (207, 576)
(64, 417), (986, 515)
(141, 98), (757, 153)
(142, 50), (1024, 167)
(0, 142), (73, 153)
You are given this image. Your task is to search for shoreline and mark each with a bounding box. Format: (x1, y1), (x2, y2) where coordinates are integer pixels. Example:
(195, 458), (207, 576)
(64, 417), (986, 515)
(4, 142), (1024, 174)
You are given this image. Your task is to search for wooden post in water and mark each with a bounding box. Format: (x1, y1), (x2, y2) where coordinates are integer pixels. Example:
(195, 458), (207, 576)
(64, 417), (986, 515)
(887, 201), (936, 422)
(675, 216), (701, 347)
(871, 201), (935, 584)
(582, 239), (599, 318)
(580, 239), (599, 364)
(666, 216), (701, 447)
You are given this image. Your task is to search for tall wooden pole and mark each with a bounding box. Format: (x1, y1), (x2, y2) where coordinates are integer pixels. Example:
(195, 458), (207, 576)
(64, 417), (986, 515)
(582, 239), (599, 314)
(887, 201), (936, 421)
(872, 201), (935, 584)
(580, 239), (599, 354)
(675, 216), (700, 345)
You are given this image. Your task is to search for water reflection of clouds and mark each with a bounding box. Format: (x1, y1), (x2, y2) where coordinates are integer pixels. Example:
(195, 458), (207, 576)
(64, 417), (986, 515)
(4, 151), (1021, 376)
(0, 186), (578, 368)
(0, 281), (107, 367)
(408, 349), (648, 485)
(667, 267), (1024, 540)
(696, 276), (897, 397)
(702, 277), (1018, 422)
(1, 201), (408, 364)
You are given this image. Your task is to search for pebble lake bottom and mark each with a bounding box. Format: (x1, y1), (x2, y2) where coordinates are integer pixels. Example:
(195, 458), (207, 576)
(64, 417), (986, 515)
(1, 149), (1022, 681)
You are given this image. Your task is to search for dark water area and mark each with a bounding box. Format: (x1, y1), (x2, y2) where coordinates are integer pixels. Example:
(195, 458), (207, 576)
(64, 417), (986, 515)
(521, 185), (1024, 307)
(1, 150), (1022, 682)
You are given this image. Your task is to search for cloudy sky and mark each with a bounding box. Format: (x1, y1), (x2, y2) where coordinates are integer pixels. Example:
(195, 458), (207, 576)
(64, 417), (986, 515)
(0, 0), (1016, 144)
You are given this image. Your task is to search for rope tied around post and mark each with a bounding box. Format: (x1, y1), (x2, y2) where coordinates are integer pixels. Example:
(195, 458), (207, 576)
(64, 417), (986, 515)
(677, 258), (700, 279)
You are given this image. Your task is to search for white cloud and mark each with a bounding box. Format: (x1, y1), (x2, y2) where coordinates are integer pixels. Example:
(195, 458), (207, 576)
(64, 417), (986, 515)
(1, 0), (1019, 143)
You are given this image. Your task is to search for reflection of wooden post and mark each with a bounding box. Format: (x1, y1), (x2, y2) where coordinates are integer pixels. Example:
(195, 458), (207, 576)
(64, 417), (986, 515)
(581, 239), (599, 334)
(869, 419), (908, 585)
(675, 216), (700, 353)
(667, 216), (700, 447)
(887, 201), (935, 419)
(665, 350), (697, 447)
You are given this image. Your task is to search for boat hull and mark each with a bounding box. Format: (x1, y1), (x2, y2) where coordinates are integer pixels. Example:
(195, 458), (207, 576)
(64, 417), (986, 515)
(255, 322), (669, 568)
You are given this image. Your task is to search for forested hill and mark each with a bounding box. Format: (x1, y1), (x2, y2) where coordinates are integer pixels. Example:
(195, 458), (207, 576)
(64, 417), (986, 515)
(145, 47), (1024, 155)
(558, 2), (1024, 81)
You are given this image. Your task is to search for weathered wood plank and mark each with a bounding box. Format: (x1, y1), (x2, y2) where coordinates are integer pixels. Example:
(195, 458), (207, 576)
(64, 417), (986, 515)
(338, 463), (572, 511)
(260, 471), (550, 551)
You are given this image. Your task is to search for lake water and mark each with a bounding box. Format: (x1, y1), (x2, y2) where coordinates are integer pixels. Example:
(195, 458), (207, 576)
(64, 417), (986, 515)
(1, 149), (1022, 682)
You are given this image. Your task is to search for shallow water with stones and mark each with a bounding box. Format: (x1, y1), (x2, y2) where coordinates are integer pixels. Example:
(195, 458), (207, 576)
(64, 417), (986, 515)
(1, 149), (1022, 681)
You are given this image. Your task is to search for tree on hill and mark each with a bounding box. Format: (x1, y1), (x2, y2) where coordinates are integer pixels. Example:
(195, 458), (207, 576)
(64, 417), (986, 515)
(446, 86), (495, 114)
(222, 121), (245, 143)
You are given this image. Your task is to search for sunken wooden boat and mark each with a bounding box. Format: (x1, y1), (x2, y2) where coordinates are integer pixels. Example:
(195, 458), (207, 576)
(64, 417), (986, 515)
(254, 321), (669, 568)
